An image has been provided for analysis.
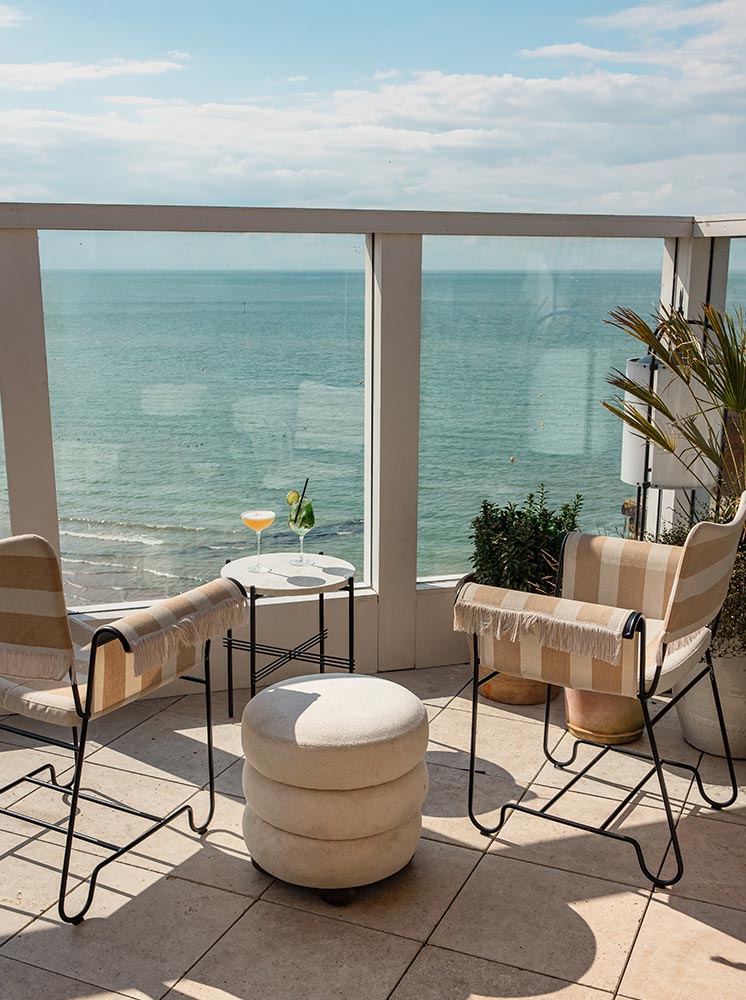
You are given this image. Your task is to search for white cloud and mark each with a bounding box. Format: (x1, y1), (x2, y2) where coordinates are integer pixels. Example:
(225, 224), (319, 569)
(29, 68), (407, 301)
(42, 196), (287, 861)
(372, 70), (399, 80)
(0, 2), (743, 215)
(284, 75), (308, 83)
(0, 56), (187, 91)
(583, 0), (735, 32)
(0, 5), (26, 28)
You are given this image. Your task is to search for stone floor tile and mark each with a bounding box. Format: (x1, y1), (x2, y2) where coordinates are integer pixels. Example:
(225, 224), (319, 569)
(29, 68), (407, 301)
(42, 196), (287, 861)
(1, 760), (196, 856)
(447, 685), (555, 725)
(684, 755), (746, 824)
(490, 786), (683, 888)
(422, 760), (543, 851)
(1, 860), (251, 1000)
(263, 837), (478, 940)
(0, 954), (132, 999)
(430, 854), (648, 992)
(119, 790), (273, 897)
(379, 663), (472, 707)
(88, 710), (241, 788)
(532, 732), (696, 807)
(389, 946), (613, 1000)
(664, 809), (746, 911)
(167, 899), (420, 1000)
(0, 829), (89, 945)
(0, 696), (180, 761)
(0, 745), (74, 810)
(213, 757), (243, 799)
(620, 893), (746, 1000)
(427, 706), (563, 783)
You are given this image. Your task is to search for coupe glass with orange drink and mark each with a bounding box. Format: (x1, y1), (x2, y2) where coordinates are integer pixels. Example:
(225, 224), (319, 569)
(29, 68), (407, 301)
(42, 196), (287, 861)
(241, 509), (276, 572)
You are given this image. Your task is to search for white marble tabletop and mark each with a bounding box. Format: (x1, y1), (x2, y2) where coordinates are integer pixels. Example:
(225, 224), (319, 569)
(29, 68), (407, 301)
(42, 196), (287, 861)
(220, 552), (355, 597)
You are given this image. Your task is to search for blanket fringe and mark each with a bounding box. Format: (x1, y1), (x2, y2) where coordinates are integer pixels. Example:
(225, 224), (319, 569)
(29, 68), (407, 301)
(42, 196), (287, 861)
(454, 599), (626, 665)
(120, 593), (247, 677)
(0, 643), (72, 681)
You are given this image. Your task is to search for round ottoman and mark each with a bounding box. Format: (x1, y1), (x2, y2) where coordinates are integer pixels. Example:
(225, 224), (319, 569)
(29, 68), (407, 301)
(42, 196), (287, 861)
(241, 673), (429, 901)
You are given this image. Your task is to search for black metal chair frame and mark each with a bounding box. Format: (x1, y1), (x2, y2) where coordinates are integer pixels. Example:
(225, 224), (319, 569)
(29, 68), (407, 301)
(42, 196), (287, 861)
(0, 627), (217, 924)
(459, 558), (739, 888)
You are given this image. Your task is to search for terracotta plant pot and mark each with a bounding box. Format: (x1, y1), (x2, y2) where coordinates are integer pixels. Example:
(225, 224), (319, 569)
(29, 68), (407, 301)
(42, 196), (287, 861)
(564, 688), (644, 745)
(479, 665), (559, 706)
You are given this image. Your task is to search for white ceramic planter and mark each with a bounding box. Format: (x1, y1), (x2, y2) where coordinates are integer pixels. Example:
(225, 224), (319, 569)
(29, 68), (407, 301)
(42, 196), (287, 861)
(673, 655), (746, 759)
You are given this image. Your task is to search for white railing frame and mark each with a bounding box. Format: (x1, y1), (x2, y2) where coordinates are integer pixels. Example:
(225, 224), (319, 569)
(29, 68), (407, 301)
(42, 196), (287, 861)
(0, 205), (743, 676)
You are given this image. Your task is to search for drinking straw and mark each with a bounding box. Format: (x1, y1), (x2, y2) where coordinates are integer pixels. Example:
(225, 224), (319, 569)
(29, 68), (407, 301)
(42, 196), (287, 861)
(294, 477), (309, 523)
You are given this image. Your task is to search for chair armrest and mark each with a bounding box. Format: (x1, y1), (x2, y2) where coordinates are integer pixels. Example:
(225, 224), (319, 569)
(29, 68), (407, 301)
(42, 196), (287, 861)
(454, 580), (638, 665)
(83, 578), (246, 716)
(562, 533), (682, 621)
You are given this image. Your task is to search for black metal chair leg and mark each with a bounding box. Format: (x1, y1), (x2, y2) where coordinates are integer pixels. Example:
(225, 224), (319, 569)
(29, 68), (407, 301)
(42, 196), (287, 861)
(197, 642), (216, 831)
(640, 694), (684, 887)
(57, 718), (90, 925)
(688, 650), (739, 809)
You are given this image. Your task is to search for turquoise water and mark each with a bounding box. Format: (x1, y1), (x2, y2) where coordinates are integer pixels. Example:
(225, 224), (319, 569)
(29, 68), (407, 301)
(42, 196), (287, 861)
(1, 266), (745, 604)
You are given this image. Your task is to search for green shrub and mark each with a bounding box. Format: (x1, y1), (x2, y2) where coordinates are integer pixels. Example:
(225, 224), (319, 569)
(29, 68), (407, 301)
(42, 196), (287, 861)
(470, 485), (583, 595)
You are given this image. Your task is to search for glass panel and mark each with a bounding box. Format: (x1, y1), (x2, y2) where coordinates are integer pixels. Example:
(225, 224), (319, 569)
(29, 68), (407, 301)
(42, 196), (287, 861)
(726, 238), (746, 314)
(40, 233), (365, 605)
(418, 237), (663, 577)
(0, 413), (8, 538)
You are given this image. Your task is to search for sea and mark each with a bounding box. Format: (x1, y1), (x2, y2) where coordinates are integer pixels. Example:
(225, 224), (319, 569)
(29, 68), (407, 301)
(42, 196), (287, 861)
(1, 267), (744, 606)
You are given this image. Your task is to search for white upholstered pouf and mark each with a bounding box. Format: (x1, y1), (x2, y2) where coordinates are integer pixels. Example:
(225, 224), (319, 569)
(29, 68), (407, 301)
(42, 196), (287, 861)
(241, 673), (429, 895)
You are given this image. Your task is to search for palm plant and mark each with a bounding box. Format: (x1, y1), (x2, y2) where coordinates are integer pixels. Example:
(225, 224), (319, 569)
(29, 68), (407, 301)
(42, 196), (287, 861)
(602, 304), (746, 496)
(603, 303), (746, 663)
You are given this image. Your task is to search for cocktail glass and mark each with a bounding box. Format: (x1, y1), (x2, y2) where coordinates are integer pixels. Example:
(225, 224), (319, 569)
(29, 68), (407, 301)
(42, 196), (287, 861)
(241, 510), (276, 572)
(288, 498), (315, 566)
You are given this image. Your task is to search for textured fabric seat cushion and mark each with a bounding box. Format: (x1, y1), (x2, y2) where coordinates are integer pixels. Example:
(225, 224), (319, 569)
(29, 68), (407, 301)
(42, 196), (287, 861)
(243, 805), (422, 889)
(241, 674), (429, 790)
(0, 673), (86, 727)
(243, 759), (428, 840)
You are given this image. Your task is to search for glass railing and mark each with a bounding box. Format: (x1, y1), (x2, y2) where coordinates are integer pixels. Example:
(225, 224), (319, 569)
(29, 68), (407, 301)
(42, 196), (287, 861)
(40, 232), (365, 604)
(0, 415), (8, 538)
(726, 238), (746, 314)
(417, 237), (663, 577)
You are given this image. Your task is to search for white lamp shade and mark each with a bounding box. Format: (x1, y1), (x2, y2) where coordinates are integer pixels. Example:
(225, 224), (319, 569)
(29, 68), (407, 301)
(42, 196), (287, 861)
(620, 357), (718, 489)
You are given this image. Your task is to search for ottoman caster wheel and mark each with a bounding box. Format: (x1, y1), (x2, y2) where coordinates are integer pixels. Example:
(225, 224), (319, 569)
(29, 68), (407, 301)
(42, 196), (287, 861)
(251, 858), (271, 876)
(318, 886), (358, 907)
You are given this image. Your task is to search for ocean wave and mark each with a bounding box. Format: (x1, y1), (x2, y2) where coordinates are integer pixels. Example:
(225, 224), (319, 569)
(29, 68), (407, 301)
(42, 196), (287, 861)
(59, 516), (205, 535)
(60, 530), (165, 546)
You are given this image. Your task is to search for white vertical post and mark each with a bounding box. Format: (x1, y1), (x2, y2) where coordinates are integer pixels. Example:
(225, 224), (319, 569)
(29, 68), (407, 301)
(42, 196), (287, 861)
(0, 229), (60, 551)
(367, 233), (422, 670)
(652, 236), (731, 531)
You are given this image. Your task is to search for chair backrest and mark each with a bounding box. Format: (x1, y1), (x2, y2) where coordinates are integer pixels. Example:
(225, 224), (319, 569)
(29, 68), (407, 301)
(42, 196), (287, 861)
(662, 492), (746, 645)
(0, 534), (74, 680)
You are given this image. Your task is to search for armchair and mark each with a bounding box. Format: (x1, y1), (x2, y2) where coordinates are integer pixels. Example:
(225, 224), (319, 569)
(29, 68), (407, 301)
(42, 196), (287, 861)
(454, 493), (746, 886)
(0, 534), (247, 922)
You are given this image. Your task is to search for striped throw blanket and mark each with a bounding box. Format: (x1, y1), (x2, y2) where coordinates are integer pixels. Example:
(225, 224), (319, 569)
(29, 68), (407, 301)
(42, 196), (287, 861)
(108, 578), (247, 677)
(454, 583), (636, 667)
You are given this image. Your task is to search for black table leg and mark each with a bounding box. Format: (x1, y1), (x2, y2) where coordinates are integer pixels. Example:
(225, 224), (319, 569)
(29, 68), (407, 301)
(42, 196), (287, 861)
(226, 628), (234, 718)
(319, 593), (325, 672)
(348, 576), (355, 672)
(250, 585), (257, 698)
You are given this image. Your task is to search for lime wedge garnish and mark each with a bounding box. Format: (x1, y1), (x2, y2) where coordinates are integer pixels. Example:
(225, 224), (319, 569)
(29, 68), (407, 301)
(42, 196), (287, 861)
(286, 490), (300, 506)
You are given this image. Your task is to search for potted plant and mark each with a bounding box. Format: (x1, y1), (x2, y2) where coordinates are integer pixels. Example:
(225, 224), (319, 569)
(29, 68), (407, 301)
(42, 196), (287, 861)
(604, 304), (746, 757)
(469, 486), (582, 704)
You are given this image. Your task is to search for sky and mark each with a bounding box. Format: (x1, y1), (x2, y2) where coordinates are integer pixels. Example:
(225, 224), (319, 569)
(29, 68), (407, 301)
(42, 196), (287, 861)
(1, 0), (744, 269)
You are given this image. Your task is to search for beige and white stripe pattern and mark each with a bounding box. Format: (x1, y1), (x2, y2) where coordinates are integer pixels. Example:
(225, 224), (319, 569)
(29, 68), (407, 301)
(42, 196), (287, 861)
(454, 493), (746, 698)
(662, 492), (746, 648)
(0, 534), (74, 681)
(74, 578), (246, 716)
(455, 582), (643, 697)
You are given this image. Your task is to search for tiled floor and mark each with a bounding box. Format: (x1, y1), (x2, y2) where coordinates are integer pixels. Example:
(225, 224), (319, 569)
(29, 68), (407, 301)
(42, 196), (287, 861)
(0, 666), (744, 1000)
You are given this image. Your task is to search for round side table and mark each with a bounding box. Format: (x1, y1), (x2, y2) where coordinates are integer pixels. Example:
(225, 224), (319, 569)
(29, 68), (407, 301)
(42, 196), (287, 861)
(220, 553), (356, 716)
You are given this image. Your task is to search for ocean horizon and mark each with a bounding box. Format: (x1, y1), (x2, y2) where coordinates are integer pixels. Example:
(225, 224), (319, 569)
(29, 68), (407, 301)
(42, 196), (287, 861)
(1, 265), (744, 605)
